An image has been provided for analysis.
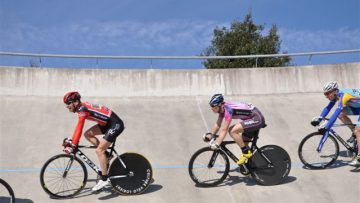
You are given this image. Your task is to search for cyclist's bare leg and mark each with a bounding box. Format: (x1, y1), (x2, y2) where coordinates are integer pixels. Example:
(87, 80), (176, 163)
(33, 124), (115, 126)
(229, 123), (246, 148)
(339, 110), (355, 132)
(84, 125), (102, 146)
(355, 126), (360, 153)
(96, 138), (112, 176)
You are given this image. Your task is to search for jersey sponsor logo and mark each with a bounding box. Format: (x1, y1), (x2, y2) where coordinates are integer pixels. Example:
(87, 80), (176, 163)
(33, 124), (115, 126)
(244, 120), (259, 126)
(352, 89), (360, 94)
(247, 103), (255, 110)
(78, 112), (87, 117)
(233, 109), (252, 116)
(108, 124), (120, 135)
(93, 112), (108, 120)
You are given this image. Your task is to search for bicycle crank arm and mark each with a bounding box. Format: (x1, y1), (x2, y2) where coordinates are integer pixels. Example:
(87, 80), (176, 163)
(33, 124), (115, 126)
(109, 175), (129, 179)
(320, 155), (336, 158)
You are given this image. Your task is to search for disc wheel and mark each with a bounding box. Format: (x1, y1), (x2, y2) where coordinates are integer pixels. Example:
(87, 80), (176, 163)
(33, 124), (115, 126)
(109, 153), (153, 195)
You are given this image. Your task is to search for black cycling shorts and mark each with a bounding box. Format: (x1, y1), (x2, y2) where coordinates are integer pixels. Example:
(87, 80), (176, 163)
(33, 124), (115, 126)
(98, 112), (124, 143)
(240, 107), (265, 139)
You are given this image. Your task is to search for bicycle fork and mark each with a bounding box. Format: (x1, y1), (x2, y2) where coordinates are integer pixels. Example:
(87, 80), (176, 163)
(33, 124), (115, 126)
(317, 131), (330, 152)
(63, 155), (78, 178)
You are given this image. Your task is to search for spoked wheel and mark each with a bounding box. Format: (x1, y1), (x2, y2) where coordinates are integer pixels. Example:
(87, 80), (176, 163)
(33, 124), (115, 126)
(188, 147), (230, 187)
(109, 153), (153, 195)
(298, 132), (339, 169)
(0, 178), (15, 203)
(248, 145), (291, 186)
(40, 154), (88, 199)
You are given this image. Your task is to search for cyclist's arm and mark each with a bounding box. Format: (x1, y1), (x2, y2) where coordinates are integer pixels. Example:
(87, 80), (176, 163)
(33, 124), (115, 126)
(211, 116), (223, 135)
(320, 100), (336, 118)
(325, 96), (346, 130)
(324, 107), (342, 130)
(71, 116), (86, 145)
(215, 119), (231, 145)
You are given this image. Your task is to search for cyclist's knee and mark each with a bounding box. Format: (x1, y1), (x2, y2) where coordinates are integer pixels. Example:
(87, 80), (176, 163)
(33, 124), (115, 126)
(84, 129), (95, 139)
(229, 125), (243, 137)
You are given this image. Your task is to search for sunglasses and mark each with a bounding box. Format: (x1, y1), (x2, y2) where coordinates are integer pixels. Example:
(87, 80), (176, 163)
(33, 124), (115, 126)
(324, 91), (333, 96)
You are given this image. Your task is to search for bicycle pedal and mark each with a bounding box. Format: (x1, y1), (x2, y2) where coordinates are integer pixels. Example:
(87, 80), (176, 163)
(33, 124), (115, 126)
(239, 167), (250, 176)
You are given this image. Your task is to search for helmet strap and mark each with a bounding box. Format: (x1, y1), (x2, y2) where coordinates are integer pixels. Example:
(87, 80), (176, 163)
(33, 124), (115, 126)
(72, 100), (81, 113)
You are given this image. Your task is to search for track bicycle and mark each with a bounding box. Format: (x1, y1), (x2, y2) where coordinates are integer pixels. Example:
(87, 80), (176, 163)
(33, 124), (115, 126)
(0, 178), (15, 203)
(40, 138), (153, 199)
(188, 126), (291, 186)
(298, 118), (358, 169)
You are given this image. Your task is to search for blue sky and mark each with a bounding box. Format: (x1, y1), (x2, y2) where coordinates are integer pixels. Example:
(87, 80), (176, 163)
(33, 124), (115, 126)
(0, 0), (359, 69)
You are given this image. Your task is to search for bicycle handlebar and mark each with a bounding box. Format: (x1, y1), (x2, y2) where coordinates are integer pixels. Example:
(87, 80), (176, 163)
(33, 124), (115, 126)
(321, 118), (356, 127)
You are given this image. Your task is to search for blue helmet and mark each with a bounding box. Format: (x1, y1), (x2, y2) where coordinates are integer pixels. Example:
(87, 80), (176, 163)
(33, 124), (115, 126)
(209, 94), (224, 107)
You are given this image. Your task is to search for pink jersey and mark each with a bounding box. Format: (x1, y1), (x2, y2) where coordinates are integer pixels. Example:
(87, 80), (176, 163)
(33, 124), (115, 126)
(219, 102), (256, 122)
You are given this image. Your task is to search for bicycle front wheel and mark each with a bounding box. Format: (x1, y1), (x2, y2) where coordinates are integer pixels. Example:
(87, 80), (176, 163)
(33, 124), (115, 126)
(298, 132), (339, 169)
(40, 154), (87, 199)
(248, 145), (291, 186)
(109, 153), (153, 195)
(0, 178), (15, 203)
(188, 147), (230, 187)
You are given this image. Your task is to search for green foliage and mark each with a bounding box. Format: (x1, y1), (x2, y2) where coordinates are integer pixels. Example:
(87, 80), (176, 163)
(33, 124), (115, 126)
(203, 13), (291, 69)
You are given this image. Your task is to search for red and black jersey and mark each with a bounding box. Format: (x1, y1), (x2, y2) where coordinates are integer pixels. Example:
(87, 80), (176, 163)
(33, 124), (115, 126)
(71, 102), (112, 145)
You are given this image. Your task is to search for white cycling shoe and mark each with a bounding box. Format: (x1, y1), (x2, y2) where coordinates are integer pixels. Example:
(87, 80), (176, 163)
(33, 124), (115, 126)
(348, 157), (360, 166)
(92, 179), (110, 191)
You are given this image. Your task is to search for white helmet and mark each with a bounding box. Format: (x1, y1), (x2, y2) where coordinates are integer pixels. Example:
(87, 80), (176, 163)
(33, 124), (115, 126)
(323, 81), (338, 93)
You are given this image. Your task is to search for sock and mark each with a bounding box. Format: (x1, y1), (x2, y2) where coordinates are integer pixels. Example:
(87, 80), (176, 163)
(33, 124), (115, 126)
(241, 146), (250, 154)
(101, 174), (108, 181)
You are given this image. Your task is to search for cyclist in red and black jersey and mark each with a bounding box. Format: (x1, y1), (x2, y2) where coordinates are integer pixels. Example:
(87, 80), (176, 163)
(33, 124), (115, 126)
(63, 91), (124, 191)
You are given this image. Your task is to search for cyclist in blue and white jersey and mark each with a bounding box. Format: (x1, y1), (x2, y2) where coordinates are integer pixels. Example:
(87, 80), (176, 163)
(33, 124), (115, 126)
(311, 81), (360, 166)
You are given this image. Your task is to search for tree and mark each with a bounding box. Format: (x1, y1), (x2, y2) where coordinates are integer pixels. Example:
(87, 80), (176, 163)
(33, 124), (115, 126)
(203, 13), (291, 69)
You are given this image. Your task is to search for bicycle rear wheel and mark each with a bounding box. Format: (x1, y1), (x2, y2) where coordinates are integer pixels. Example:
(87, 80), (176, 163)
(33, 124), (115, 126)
(0, 178), (15, 203)
(248, 145), (291, 186)
(40, 154), (87, 199)
(188, 147), (230, 187)
(298, 132), (339, 169)
(109, 153), (153, 195)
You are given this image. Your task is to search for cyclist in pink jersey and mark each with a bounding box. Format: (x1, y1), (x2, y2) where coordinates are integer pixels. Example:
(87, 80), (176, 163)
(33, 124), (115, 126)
(63, 92), (124, 191)
(205, 94), (266, 165)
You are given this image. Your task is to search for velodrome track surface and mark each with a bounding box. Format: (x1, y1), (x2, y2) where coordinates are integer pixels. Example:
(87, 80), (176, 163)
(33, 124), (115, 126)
(0, 94), (359, 203)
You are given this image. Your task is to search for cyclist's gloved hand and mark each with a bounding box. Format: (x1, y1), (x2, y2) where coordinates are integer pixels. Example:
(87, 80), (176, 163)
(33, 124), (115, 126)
(63, 144), (77, 154)
(62, 137), (73, 147)
(64, 146), (74, 154)
(203, 133), (213, 142)
(62, 138), (76, 154)
(318, 127), (328, 135)
(311, 116), (323, 126)
(209, 140), (220, 150)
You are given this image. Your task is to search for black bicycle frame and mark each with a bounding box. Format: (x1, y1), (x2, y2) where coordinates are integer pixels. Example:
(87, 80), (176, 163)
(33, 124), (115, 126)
(67, 144), (130, 180)
(208, 135), (273, 172)
(75, 149), (102, 174)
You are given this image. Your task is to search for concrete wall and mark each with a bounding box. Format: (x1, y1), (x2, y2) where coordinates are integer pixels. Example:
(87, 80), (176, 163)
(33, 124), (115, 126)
(0, 63), (359, 96)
